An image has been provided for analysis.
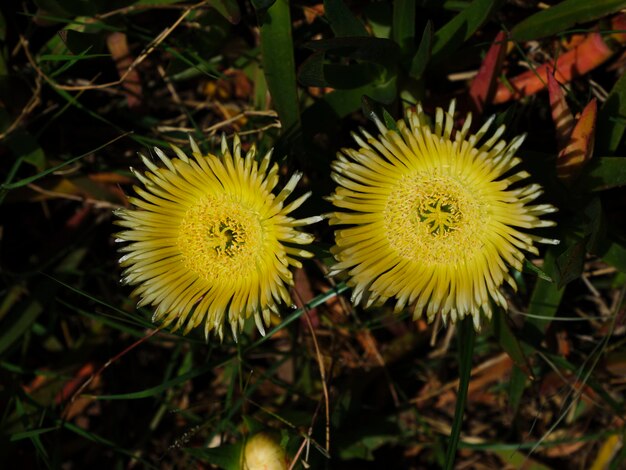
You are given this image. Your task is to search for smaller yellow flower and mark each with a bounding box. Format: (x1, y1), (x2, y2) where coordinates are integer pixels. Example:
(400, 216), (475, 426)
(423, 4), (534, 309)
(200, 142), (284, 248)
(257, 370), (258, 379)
(115, 135), (320, 340)
(328, 102), (559, 328)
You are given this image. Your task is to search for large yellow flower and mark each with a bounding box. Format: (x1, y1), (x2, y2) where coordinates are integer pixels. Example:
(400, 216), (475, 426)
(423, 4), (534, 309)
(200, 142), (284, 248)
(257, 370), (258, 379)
(328, 102), (558, 329)
(115, 135), (319, 340)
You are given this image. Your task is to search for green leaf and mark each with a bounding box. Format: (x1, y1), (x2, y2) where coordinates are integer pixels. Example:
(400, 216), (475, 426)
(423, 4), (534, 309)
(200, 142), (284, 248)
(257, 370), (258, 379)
(301, 77), (397, 135)
(10, 426), (58, 442)
(431, 0), (504, 62)
(0, 9), (6, 41)
(299, 38), (399, 98)
(324, 0), (368, 37)
(336, 416), (401, 460)
(409, 21), (433, 79)
(597, 72), (626, 154)
(0, 300), (43, 356)
(251, 0), (276, 12)
(392, 0), (416, 54)
(361, 95), (398, 132)
(38, 53), (109, 61)
(207, 0), (241, 24)
(298, 52), (382, 89)
(93, 361), (217, 400)
(490, 309), (529, 372)
(507, 366), (527, 415)
(582, 197), (606, 253)
(5, 131), (46, 172)
(525, 249), (565, 335)
(522, 259), (553, 282)
(444, 316), (476, 470)
(556, 238), (586, 287)
(258, 0), (300, 134)
(511, 0), (626, 42)
(304, 37), (401, 68)
(0, 132), (130, 190)
(600, 238), (626, 273)
(579, 157), (626, 192)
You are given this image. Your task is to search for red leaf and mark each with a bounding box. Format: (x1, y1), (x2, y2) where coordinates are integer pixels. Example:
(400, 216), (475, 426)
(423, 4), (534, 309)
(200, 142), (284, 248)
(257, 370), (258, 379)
(469, 31), (507, 114)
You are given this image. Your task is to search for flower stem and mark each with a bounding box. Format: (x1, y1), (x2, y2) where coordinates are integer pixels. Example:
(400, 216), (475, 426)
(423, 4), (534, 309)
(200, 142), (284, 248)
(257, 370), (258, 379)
(444, 315), (476, 470)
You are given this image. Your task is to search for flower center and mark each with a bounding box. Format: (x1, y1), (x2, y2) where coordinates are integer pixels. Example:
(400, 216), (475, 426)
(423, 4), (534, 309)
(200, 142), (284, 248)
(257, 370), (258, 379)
(384, 173), (486, 265)
(177, 196), (263, 280)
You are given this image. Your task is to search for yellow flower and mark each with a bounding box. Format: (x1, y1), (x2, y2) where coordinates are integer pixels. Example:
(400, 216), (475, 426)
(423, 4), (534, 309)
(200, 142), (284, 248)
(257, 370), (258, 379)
(115, 135), (320, 340)
(328, 102), (558, 329)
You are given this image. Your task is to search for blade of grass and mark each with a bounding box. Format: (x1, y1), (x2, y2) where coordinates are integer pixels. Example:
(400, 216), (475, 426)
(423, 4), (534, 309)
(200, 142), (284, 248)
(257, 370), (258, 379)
(12, 397), (51, 468)
(524, 249), (565, 337)
(409, 21), (433, 79)
(511, 0), (626, 42)
(0, 300), (43, 356)
(0, 132), (131, 190)
(392, 0), (416, 55)
(444, 315), (476, 470)
(258, 0), (300, 135)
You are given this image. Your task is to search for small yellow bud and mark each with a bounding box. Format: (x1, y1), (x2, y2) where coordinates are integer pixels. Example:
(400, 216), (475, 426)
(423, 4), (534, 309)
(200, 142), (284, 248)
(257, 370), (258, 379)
(242, 432), (288, 470)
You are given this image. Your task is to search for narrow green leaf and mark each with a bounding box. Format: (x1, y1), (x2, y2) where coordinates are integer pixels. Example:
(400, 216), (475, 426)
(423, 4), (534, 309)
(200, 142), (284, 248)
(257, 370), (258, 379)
(444, 316), (475, 470)
(304, 37), (401, 67)
(0, 9), (6, 41)
(409, 21), (433, 78)
(301, 77), (397, 134)
(61, 421), (156, 466)
(14, 398), (51, 468)
(92, 361), (216, 400)
(251, 0), (276, 12)
(38, 53), (109, 61)
(361, 95), (397, 132)
(382, 109), (398, 131)
(206, 0), (241, 24)
(258, 0), (300, 134)
(511, 0), (626, 42)
(556, 238), (586, 287)
(5, 131), (46, 171)
(299, 55), (382, 89)
(491, 309), (529, 372)
(324, 0), (368, 37)
(583, 197), (606, 254)
(580, 157), (626, 192)
(392, 0), (416, 54)
(10, 426), (58, 442)
(601, 237), (626, 273)
(431, 0), (504, 61)
(597, 72), (626, 154)
(507, 366), (527, 415)
(460, 429), (622, 451)
(0, 300), (43, 356)
(522, 259), (553, 282)
(0, 132), (130, 190)
(526, 249), (565, 335)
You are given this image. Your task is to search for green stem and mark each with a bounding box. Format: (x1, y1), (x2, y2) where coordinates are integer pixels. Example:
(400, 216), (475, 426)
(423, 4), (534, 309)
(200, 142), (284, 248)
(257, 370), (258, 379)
(444, 315), (476, 470)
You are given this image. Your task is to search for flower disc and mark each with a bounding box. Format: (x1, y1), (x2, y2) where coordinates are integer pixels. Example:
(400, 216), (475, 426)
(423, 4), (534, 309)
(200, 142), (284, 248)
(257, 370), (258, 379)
(329, 102), (558, 328)
(115, 136), (320, 339)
